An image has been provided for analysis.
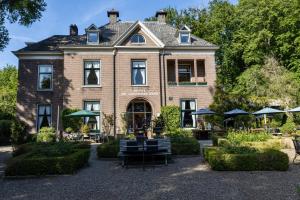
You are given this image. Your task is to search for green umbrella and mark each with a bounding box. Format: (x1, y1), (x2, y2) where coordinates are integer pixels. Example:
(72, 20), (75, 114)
(67, 110), (99, 117)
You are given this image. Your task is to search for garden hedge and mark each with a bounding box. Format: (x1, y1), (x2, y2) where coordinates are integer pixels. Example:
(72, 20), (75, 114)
(204, 147), (289, 171)
(5, 149), (90, 176)
(171, 137), (200, 155)
(97, 140), (119, 158)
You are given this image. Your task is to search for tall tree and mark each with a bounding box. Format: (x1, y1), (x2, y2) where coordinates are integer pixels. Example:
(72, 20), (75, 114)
(0, 0), (47, 51)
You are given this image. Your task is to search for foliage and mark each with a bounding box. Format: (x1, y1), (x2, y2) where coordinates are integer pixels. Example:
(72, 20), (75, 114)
(102, 112), (114, 136)
(171, 136), (200, 155)
(0, 65), (18, 116)
(36, 127), (56, 143)
(281, 116), (297, 135)
(120, 113), (129, 134)
(10, 119), (27, 145)
(6, 142), (90, 176)
(226, 130), (271, 145)
(161, 106), (180, 132)
(65, 127), (73, 133)
(125, 133), (136, 140)
(80, 124), (90, 136)
(0, 0), (46, 50)
(61, 108), (82, 132)
(204, 147), (289, 171)
(97, 140), (119, 158)
(166, 128), (193, 138)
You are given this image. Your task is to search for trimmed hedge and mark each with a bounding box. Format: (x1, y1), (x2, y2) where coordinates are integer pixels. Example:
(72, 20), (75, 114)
(97, 140), (119, 158)
(204, 147), (289, 171)
(171, 137), (200, 155)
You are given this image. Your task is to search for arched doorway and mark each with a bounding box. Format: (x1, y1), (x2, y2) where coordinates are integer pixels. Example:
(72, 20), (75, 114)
(126, 99), (152, 133)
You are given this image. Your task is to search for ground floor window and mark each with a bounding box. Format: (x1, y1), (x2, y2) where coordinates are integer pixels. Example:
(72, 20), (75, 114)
(84, 101), (100, 132)
(37, 104), (52, 131)
(126, 99), (152, 133)
(180, 99), (196, 128)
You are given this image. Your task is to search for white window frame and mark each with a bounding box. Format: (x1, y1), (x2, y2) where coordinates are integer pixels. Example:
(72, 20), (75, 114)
(180, 99), (197, 128)
(179, 32), (191, 44)
(37, 65), (53, 91)
(83, 60), (101, 87)
(83, 100), (101, 132)
(87, 31), (99, 45)
(130, 34), (146, 44)
(36, 104), (52, 132)
(131, 60), (147, 86)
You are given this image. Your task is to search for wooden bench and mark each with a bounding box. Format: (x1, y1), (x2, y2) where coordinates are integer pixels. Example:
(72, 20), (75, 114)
(118, 138), (171, 167)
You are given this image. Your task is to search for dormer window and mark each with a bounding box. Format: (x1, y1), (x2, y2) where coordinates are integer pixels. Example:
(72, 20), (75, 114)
(179, 25), (191, 44)
(130, 34), (145, 44)
(85, 24), (100, 45)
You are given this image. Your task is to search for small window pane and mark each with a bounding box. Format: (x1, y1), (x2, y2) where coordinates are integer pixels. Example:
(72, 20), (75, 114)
(134, 102), (145, 112)
(88, 32), (98, 43)
(180, 33), (189, 43)
(40, 66), (52, 73)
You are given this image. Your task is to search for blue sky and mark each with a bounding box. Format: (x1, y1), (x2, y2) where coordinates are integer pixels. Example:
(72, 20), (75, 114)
(0, 0), (236, 68)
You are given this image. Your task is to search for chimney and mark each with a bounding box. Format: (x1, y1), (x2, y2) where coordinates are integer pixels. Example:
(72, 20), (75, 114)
(69, 24), (78, 36)
(107, 9), (119, 24)
(155, 10), (167, 23)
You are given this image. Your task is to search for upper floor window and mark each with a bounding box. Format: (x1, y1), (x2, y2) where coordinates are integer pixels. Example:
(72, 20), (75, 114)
(87, 32), (99, 44)
(38, 65), (53, 90)
(84, 61), (100, 85)
(130, 34), (145, 44)
(178, 65), (191, 82)
(37, 104), (52, 131)
(132, 60), (146, 85)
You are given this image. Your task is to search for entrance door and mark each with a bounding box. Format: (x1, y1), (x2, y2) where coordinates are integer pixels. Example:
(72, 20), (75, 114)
(126, 99), (152, 133)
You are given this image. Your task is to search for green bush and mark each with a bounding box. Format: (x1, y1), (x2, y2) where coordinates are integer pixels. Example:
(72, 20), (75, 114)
(281, 116), (296, 135)
(204, 147), (289, 171)
(167, 128), (193, 138)
(6, 142), (91, 176)
(171, 137), (200, 155)
(62, 108), (82, 132)
(97, 140), (119, 158)
(227, 130), (271, 144)
(37, 127), (56, 143)
(10, 119), (27, 145)
(161, 106), (180, 132)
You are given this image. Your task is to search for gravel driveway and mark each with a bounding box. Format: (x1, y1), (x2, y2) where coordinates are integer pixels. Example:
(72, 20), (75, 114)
(0, 144), (299, 200)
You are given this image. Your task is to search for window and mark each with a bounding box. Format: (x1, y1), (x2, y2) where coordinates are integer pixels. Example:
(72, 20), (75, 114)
(180, 100), (196, 128)
(87, 32), (99, 44)
(130, 34), (145, 44)
(180, 33), (190, 44)
(84, 101), (100, 132)
(84, 61), (100, 85)
(132, 60), (146, 85)
(37, 104), (51, 131)
(178, 65), (191, 82)
(38, 65), (52, 90)
(197, 60), (205, 77)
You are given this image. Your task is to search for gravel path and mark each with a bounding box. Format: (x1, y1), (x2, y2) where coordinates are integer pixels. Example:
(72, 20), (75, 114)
(0, 144), (300, 200)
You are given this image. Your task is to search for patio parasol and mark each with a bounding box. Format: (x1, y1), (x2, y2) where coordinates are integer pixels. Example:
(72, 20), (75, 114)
(288, 106), (300, 113)
(253, 107), (284, 125)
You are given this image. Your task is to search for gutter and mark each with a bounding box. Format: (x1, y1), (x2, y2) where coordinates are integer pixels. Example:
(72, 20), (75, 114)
(113, 49), (117, 137)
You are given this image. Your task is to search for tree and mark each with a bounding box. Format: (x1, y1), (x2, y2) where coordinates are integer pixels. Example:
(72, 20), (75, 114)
(0, 0), (46, 51)
(0, 65), (18, 115)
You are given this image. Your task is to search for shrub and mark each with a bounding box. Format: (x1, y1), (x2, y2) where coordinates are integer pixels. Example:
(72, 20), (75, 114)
(171, 136), (200, 155)
(61, 108), (82, 132)
(65, 127), (73, 133)
(37, 127), (56, 143)
(227, 130), (271, 145)
(80, 124), (90, 136)
(281, 116), (296, 135)
(10, 119), (27, 145)
(161, 106), (180, 132)
(97, 140), (119, 158)
(167, 128), (193, 138)
(204, 147), (289, 171)
(0, 120), (12, 144)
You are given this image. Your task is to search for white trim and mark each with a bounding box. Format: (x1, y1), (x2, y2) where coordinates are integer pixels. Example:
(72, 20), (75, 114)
(86, 31), (100, 45)
(114, 21), (165, 47)
(37, 65), (53, 91)
(19, 55), (63, 60)
(131, 59), (147, 86)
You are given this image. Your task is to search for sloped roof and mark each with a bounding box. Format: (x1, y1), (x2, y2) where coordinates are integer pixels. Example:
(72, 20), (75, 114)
(15, 21), (217, 53)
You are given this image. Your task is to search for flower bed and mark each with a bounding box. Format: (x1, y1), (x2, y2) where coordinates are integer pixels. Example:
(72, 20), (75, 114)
(5, 142), (90, 176)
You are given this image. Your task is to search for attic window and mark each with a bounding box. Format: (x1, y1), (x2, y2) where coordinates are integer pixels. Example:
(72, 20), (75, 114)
(180, 33), (190, 44)
(131, 34), (145, 44)
(87, 32), (99, 44)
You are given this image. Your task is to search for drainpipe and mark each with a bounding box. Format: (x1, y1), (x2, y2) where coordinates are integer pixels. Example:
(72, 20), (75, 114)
(159, 53), (163, 107)
(162, 51), (172, 106)
(113, 49), (117, 137)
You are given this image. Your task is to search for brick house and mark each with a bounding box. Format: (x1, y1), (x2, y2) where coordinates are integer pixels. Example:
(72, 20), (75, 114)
(13, 10), (218, 135)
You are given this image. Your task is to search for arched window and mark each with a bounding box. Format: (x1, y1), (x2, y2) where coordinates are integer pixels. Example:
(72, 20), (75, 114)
(130, 34), (145, 44)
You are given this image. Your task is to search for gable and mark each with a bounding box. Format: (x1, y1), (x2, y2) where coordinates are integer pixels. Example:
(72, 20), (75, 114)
(120, 28), (157, 47)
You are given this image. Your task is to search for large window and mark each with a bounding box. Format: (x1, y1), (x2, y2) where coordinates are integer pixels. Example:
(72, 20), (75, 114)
(130, 34), (145, 44)
(180, 99), (196, 128)
(87, 32), (99, 44)
(37, 104), (51, 131)
(132, 60), (146, 85)
(84, 101), (100, 132)
(84, 61), (100, 85)
(178, 65), (191, 82)
(38, 65), (53, 90)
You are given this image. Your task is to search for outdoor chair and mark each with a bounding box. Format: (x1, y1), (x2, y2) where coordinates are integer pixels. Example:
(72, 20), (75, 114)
(126, 141), (139, 153)
(292, 139), (300, 163)
(146, 140), (158, 153)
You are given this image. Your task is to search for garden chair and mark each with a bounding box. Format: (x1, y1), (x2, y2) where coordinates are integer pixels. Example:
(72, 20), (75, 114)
(292, 139), (300, 163)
